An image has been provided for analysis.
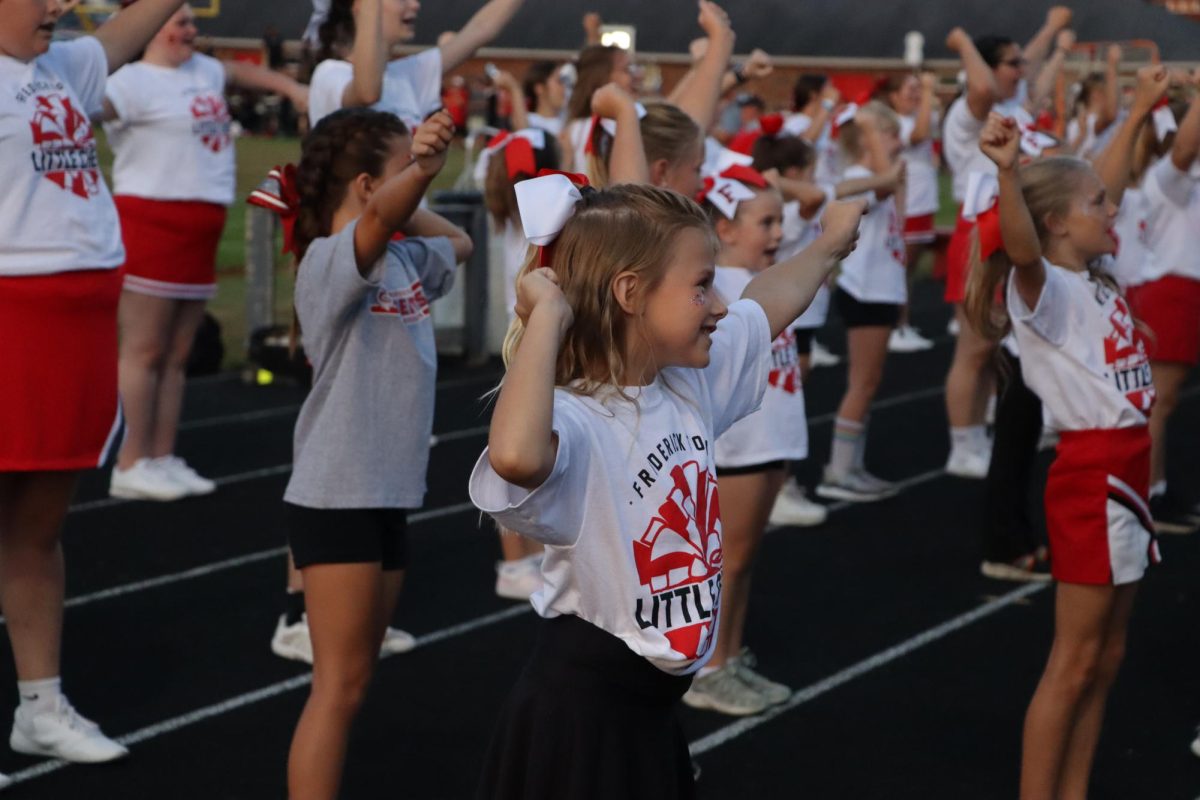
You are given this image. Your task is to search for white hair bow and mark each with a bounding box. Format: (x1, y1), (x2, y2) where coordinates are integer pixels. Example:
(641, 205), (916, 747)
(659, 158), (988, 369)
(303, 0), (331, 47)
(515, 173), (585, 251)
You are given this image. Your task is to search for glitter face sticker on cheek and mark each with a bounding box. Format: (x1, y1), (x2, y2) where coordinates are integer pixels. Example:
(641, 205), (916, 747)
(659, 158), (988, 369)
(690, 289), (706, 307)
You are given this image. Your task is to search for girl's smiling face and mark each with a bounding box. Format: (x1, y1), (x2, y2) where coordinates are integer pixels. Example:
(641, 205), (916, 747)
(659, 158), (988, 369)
(715, 188), (784, 272)
(0, 0), (65, 62)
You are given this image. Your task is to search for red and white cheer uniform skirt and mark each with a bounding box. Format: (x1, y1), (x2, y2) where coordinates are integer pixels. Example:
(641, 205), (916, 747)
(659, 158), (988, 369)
(115, 196), (226, 301)
(1044, 426), (1159, 585)
(0, 268), (123, 471)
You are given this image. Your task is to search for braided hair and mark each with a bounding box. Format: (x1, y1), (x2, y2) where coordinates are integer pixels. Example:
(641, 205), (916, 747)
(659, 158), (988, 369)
(293, 107), (410, 260)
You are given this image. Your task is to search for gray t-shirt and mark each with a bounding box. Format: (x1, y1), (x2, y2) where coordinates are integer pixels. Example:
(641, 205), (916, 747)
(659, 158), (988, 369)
(284, 221), (457, 508)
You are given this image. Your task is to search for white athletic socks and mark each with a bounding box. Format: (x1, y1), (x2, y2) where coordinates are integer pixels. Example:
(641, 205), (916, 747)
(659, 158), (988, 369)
(950, 425), (988, 454)
(18, 677), (61, 717)
(830, 417), (865, 478)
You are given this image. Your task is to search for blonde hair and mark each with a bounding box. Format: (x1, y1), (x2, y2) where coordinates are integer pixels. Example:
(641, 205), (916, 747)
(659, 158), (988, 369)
(586, 102), (701, 190)
(965, 156), (1117, 340)
(837, 100), (899, 162)
(502, 184), (716, 398)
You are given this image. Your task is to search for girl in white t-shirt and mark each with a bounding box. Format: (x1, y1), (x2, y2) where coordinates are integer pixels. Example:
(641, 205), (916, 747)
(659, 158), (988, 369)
(971, 112), (1157, 800)
(306, 0), (525, 129)
(99, 3), (308, 502)
(470, 176), (865, 797)
(816, 101), (907, 503)
(0, 0), (188, 773)
(481, 127), (560, 601)
(678, 166), (801, 717)
(560, 43), (635, 177)
(281, 109), (471, 800)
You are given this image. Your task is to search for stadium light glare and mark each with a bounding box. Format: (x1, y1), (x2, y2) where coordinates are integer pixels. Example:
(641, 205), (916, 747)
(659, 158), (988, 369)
(600, 25), (636, 52)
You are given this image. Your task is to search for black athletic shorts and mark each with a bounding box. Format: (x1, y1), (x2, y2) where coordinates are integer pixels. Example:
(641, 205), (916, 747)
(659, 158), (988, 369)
(286, 503), (408, 571)
(834, 287), (902, 328)
(793, 328), (814, 356)
(716, 460), (787, 476)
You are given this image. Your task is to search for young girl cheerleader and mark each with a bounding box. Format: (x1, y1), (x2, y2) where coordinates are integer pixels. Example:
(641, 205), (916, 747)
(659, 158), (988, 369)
(100, 1), (308, 502)
(469, 175), (865, 798)
(817, 101), (907, 503)
(0, 0), (187, 771)
(560, 44), (635, 175)
(1127, 73), (1200, 532)
(307, 0), (525, 128)
(282, 108), (471, 800)
(971, 111), (1158, 800)
(679, 166), (800, 716)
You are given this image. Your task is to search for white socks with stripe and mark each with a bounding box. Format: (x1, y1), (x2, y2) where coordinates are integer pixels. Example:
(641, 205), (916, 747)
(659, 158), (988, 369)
(830, 417), (865, 478)
(950, 425), (988, 454)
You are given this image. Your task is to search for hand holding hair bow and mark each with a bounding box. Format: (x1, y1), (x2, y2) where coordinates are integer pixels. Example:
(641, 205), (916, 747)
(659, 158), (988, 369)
(248, 164), (301, 256)
(514, 170), (592, 266)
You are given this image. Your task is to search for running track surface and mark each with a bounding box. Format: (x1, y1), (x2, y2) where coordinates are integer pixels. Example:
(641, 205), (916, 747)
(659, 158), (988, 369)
(1, 282), (1197, 799)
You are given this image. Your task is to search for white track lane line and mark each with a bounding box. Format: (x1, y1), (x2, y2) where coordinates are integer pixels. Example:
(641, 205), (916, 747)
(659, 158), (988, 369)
(687, 582), (1050, 757)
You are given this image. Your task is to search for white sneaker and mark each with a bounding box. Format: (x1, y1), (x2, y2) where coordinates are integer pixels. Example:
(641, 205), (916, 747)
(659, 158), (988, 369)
(887, 325), (935, 353)
(154, 455), (216, 496)
(0, 772), (9, 789)
(11, 695), (128, 763)
(381, 627), (416, 655)
(816, 467), (896, 503)
(109, 457), (188, 501)
(495, 556), (543, 601)
(769, 478), (828, 527)
(945, 446), (990, 479)
(809, 339), (841, 368)
(271, 614), (313, 664)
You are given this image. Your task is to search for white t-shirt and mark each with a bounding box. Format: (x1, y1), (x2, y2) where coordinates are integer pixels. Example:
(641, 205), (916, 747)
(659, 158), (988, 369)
(308, 48), (442, 130)
(527, 112), (563, 137)
(1140, 156), (1200, 283)
(779, 197), (831, 329)
(104, 55), (234, 206)
(1108, 187), (1156, 290)
(835, 164), (906, 304)
(783, 112), (840, 186)
(1008, 262), (1154, 431)
(943, 89), (1033, 203)
(0, 38), (123, 277)
(898, 111), (939, 217)
(713, 268), (808, 466)
(470, 299), (772, 676)
(565, 117), (590, 175)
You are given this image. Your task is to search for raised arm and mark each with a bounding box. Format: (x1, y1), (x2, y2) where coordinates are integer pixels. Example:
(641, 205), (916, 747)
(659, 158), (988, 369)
(225, 61), (310, 113)
(741, 200), (866, 339)
(341, 0), (386, 108)
(670, 1), (736, 130)
(946, 27), (998, 121)
(1023, 6), (1073, 81)
(1093, 65), (1169, 205)
(1095, 44), (1123, 135)
(1028, 28), (1073, 113)
(488, 268), (572, 489)
(1171, 70), (1200, 172)
(592, 84), (649, 184)
(908, 72), (937, 145)
(982, 113), (1045, 307)
(762, 170), (828, 219)
(493, 70), (530, 131)
(354, 111), (455, 271)
(801, 84), (839, 143)
(92, 0), (186, 73)
(439, 0), (526, 73)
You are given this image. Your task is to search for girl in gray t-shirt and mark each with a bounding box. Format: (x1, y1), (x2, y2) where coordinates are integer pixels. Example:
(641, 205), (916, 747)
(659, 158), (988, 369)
(270, 107), (472, 796)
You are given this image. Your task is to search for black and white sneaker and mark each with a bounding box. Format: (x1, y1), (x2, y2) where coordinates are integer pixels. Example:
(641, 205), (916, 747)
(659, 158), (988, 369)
(816, 468), (896, 503)
(981, 551), (1053, 583)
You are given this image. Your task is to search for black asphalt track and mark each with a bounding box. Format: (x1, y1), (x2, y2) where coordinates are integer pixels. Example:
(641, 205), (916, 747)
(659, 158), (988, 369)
(1, 281), (1197, 799)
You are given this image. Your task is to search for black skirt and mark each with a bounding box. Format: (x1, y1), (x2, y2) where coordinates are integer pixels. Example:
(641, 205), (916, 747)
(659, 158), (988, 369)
(476, 615), (696, 800)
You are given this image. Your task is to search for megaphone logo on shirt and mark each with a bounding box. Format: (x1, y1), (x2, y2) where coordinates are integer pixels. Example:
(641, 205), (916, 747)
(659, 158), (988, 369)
(190, 93), (232, 153)
(28, 94), (101, 199)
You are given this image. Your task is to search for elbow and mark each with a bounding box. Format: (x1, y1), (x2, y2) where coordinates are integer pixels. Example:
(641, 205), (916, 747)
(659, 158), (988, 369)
(488, 448), (549, 490)
(451, 231), (474, 263)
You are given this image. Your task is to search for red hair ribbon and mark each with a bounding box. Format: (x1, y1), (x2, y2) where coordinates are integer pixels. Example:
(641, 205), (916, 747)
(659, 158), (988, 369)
(727, 113), (785, 156)
(247, 164), (300, 256)
(976, 205), (1003, 261)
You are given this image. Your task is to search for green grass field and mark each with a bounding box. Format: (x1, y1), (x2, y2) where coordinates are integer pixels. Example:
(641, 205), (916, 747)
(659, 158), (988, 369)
(97, 134), (466, 368)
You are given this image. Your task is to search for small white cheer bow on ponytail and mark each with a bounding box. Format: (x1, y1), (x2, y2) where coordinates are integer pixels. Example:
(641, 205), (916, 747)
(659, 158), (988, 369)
(303, 0), (332, 47)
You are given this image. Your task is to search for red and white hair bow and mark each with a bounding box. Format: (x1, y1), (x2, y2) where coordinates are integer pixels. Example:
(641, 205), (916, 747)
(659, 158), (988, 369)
(829, 102), (860, 139)
(697, 164), (768, 219)
(514, 170), (592, 266)
(727, 113), (785, 155)
(247, 164), (301, 255)
(473, 127), (547, 185)
(1151, 97), (1177, 143)
(1019, 126), (1060, 158)
(584, 102), (648, 155)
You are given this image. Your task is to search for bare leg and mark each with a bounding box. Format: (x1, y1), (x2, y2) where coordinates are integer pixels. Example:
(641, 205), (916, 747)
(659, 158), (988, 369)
(287, 562), (385, 800)
(0, 471), (77, 680)
(1020, 582), (1121, 800)
(836, 326), (891, 424)
(115, 292), (175, 470)
(709, 468), (786, 667)
(944, 304), (997, 429)
(151, 300), (207, 458)
(1145, 362), (1188, 487)
(1058, 583), (1138, 800)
